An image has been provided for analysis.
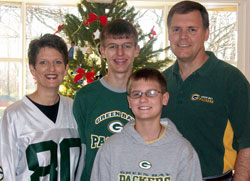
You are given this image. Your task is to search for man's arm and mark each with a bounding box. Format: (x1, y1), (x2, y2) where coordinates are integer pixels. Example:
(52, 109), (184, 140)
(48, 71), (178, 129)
(233, 148), (250, 181)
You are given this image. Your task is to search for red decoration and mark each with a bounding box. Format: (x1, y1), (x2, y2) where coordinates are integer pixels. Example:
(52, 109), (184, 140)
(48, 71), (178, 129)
(86, 72), (96, 83)
(149, 26), (157, 40)
(54, 24), (64, 34)
(73, 67), (96, 84)
(85, 13), (107, 26)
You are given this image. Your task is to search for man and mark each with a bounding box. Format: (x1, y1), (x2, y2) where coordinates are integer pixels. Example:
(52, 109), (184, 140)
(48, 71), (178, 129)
(90, 68), (202, 181)
(73, 19), (140, 180)
(162, 1), (250, 180)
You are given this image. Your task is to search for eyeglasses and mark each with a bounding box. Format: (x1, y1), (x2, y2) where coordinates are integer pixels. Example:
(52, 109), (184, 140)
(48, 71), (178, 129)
(105, 43), (134, 51)
(127, 89), (163, 99)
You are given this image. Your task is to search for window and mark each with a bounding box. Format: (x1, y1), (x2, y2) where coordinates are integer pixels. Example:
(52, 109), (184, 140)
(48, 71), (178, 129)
(206, 7), (237, 66)
(136, 8), (165, 60)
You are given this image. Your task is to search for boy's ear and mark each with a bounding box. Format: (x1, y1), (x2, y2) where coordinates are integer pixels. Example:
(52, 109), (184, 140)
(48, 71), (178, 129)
(162, 92), (169, 106)
(135, 45), (140, 57)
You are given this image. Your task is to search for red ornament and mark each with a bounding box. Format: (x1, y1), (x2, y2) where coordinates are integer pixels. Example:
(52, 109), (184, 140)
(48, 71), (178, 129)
(149, 26), (157, 40)
(85, 13), (107, 26)
(54, 24), (64, 34)
(73, 67), (95, 84)
(86, 72), (96, 83)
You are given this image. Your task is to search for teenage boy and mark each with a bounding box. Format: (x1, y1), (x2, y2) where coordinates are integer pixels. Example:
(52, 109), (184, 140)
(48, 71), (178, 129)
(73, 19), (140, 180)
(90, 68), (202, 181)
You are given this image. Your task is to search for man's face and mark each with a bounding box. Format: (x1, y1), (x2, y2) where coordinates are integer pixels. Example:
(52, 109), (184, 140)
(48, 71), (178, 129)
(168, 10), (209, 63)
(100, 36), (140, 75)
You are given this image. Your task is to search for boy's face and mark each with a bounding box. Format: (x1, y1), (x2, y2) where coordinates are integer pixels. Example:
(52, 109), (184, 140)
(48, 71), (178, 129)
(100, 36), (140, 76)
(127, 79), (169, 122)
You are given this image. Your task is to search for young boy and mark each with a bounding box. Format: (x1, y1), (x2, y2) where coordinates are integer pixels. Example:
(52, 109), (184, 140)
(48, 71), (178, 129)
(90, 68), (202, 181)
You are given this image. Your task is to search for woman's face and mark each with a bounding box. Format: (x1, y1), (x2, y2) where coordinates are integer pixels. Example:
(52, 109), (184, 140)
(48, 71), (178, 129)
(30, 47), (68, 91)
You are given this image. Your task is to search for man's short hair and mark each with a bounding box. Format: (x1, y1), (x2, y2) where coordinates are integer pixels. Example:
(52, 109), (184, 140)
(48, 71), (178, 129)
(127, 68), (167, 94)
(28, 34), (68, 67)
(167, 1), (209, 29)
(100, 19), (138, 46)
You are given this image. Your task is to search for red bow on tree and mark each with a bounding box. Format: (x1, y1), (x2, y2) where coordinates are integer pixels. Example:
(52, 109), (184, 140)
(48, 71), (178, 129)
(149, 26), (157, 40)
(73, 67), (96, 84)
(54, 24), (64, 34)
(85, 13), (107, 26)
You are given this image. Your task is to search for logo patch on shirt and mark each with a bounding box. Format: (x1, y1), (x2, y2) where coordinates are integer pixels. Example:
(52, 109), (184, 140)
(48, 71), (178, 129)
(139, 160), (152, 170)
(108, 121), (124, 133)
(0, 166), (4, 180)
(191, 94), (214, 104)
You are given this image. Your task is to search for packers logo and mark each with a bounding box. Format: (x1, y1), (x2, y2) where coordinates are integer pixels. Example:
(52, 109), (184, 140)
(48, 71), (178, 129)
(108, 121), (124, 133)
(139, 160), (152, 170)
(191, 94), (214, 104)
(191, 94), (200, 101)
(0, 166), (4, 180)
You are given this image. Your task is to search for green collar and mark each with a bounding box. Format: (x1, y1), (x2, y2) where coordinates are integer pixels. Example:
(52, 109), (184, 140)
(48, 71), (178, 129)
(172, 51), (220, 77)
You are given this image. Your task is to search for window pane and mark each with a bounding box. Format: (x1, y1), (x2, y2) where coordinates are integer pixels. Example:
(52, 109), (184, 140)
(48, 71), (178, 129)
(26, 5), (78, 48)
(136, 8), (165, 60)
(0, 61), (22, 118)
(0, 4), (22, 58)
(25, 63), (36, 95)
(206, 10), (237, 66)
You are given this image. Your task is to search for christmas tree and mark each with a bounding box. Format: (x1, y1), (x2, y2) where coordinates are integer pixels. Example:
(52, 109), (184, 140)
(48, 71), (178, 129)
(59, 0), (171, 98)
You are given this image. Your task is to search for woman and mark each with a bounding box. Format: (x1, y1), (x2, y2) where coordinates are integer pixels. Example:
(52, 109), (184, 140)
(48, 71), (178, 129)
(0, 34), (84, 180)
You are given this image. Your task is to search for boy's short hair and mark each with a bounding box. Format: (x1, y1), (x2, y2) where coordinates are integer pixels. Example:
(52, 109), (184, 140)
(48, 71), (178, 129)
(127, 68), (167, 94)
(28, 34), (68, 67)
(100, 19), (138, 46)
(167, 1), (209, 30)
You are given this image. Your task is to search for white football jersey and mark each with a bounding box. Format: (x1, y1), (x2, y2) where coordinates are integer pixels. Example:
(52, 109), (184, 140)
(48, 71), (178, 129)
(0, 95), (85, 181)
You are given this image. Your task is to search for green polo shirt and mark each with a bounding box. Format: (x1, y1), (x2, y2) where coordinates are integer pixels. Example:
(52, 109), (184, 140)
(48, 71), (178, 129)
(162, 51), (250, 177)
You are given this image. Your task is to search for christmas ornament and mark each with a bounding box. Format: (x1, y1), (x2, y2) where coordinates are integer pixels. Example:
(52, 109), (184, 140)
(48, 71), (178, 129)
(149, 26), (156, 40)
(73, 67), (96, 84)
(54, 24), (64, 34)
(86, 71), (95, 83)
(93, 29), (100, 40)
(85, 13), (108, 26)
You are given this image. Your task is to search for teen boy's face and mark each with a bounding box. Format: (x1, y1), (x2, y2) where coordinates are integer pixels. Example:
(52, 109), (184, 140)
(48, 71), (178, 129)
(127, 79), (169, 121)
(100, 36), (140, 75)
